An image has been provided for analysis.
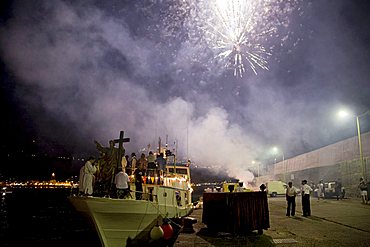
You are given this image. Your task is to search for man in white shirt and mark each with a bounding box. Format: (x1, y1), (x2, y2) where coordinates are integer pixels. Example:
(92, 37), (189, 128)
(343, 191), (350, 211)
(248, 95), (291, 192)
(78, 164), (85, 196)
(358, 177), (368, 204)
(301, 180), (313, 217)
(317, 180), (325, 200)
(114, 168), (130, 199)
(286, 182), (297, 216)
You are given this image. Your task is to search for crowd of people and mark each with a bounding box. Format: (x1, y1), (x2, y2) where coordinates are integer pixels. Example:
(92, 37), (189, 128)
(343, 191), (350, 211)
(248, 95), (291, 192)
(79, 139), (369, 207)
(280, 179), (313, 217)
(283, 177), (368, 217)
(310, 179), (346, 201)
(78, 149), (169, 200)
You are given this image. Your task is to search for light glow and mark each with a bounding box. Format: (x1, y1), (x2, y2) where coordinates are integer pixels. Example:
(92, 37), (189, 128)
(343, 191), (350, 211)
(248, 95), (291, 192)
(337, 110), (350, 118)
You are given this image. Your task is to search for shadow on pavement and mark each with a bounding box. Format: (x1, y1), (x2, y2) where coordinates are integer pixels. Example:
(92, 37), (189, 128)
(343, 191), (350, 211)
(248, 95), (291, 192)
(196, 228), (275, 247)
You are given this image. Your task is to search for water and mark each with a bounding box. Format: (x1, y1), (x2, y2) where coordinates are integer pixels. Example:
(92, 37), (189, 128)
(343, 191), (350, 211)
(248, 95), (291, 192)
(0, 188), (101, 247)
(0, 186), (207, 247)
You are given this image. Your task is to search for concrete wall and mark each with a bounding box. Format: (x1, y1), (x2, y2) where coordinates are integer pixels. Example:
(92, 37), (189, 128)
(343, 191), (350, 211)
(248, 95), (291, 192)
(269, 132), (370, 197)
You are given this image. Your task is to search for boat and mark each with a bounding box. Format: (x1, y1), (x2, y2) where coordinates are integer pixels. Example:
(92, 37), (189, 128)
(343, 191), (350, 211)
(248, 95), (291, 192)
(69, 134), (193, 247)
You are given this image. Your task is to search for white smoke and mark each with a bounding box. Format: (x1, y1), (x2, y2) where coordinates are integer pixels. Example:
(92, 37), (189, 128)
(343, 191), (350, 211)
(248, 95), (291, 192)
(1, 1), (369, 183)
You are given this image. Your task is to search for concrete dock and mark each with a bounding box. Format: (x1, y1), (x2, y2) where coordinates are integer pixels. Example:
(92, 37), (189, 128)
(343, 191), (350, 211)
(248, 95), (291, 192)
(174, 196), (370, 246)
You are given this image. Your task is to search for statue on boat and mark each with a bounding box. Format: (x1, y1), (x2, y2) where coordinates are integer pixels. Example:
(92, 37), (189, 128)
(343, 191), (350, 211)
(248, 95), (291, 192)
(94, 131), (130, 196)
(94, 139), (120, 196)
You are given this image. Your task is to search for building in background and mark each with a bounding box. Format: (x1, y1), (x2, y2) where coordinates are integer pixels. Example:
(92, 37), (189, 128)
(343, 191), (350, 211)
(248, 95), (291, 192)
(260, 132), (370, 197)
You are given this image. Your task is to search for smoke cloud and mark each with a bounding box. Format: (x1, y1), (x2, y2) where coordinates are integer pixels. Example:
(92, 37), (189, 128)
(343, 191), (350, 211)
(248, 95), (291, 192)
(1, 1), (370, 183)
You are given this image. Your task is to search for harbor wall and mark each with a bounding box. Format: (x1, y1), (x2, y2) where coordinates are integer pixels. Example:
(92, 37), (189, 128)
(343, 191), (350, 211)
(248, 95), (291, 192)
(263, 132), (370, 197)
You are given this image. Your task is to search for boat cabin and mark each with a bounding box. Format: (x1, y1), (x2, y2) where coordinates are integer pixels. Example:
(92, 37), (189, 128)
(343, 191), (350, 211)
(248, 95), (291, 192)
(127, 163), (192, 209)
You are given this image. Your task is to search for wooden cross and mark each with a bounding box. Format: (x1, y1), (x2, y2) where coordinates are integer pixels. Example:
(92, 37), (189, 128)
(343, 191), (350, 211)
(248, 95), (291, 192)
(113, 130), (130, 170)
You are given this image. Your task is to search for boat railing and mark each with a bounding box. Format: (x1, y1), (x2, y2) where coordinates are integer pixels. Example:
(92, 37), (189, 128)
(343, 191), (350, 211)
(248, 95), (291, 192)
(127, 184), (191, 206)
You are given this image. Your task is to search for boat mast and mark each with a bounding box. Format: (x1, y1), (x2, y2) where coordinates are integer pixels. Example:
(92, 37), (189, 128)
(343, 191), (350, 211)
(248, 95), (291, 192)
(186, 103), (189, 165)
(174, 139), (177, 172)
(158, 137), (161, 154)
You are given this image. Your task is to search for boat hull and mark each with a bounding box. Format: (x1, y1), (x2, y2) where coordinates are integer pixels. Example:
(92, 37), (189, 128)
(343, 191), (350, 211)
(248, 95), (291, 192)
(69, 196), (192, 247)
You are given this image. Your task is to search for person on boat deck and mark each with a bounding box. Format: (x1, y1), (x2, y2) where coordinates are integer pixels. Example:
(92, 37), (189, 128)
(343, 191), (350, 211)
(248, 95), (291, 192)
(78, 164), (85, 196)
(121, 155), (127, 174)
(134, 166), (144, 200)
(156, 153), (166, 172)
(155, 153), (166, 183)
(129, 153), (137, 175)
(124, 155), (131, 175)
(138, 153), (148, 172)
(114, 167), (130, 199)
(147, 151), (157, 178)
(83, 156), (97, 196)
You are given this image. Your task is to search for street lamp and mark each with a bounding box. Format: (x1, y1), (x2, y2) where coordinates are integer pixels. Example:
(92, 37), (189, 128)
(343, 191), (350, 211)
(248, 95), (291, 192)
(338, 109), (370, 180)
(252, 160), (260, 177)
(272, 147), (286, 182)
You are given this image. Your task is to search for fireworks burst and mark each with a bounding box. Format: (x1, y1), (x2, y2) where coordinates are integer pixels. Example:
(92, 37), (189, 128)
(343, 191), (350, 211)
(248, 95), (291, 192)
(190, 0), (299, 77)
(140, 0), (301, 77)
(205, 0), (273, 77)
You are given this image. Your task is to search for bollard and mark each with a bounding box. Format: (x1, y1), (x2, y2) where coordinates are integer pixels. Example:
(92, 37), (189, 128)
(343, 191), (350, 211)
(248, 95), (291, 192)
(182, 217), (197, 233)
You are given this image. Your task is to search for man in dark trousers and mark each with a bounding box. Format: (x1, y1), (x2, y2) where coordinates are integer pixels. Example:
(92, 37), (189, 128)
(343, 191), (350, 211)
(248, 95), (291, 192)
(134, 167), (144, 200)
(286, 182), (297, 216)
(335, 179), (343, 200)
(301, 180), (313, 217)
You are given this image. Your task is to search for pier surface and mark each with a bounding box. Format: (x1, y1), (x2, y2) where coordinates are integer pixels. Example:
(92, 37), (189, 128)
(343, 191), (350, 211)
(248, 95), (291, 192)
(174, 196), (370, 246)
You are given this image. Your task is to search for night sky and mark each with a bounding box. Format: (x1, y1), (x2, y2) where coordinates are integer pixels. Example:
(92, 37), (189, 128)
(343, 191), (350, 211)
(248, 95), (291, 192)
(1, 0), (370, 181)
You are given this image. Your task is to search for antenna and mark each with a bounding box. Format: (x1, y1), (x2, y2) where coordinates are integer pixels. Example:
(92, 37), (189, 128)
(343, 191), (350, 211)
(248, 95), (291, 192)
(186, 103), (189, 164)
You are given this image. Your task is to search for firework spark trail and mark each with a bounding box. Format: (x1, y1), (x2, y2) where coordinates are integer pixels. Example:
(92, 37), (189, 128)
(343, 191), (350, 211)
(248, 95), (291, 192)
(203, 0), (274, 77)
(191, 0), (300, 77)
(142, 0), (300, 77)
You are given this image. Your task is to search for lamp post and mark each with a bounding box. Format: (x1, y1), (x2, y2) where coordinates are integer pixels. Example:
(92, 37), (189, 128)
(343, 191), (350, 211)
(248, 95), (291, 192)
(338, 109), (370, 180)
(272, 147), (285, 182)
(356, 116), (364, 179)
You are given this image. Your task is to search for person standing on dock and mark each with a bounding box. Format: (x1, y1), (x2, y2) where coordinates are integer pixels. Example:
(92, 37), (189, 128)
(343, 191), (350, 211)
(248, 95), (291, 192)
(335, 179), (342, 200)
(285, 182), (297, 217)
(259, 183), (266, 192)
(358, 178), (368, 204)
(83, 156), (97, 196)
(317, 180), (325, 200)
(301, 180), (313, 217)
